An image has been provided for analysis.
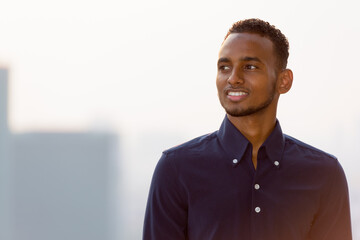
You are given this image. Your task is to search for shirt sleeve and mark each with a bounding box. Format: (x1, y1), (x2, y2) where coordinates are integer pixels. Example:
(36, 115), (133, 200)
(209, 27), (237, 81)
(143, 152), (188, 240)
(308, 159), (352, 240)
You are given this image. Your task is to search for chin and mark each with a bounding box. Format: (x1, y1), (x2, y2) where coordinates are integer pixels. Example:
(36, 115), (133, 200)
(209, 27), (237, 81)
(226, 110), (250, 117)
(224, 106), (248, 117)
(224, 104), (270, 117)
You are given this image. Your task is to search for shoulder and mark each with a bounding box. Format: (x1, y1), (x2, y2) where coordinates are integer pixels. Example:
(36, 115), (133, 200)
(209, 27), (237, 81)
(152, 131), (219, 184)
(163, 131), (218, 157)
(156, 131), (219, 169)
(283, 134), (347, 179)
(283, 134), (348, 192)
(284, 134), (337, 162)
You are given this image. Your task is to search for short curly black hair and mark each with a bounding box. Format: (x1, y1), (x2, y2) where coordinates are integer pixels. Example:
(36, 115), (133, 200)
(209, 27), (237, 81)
(224, 18), (289, 70)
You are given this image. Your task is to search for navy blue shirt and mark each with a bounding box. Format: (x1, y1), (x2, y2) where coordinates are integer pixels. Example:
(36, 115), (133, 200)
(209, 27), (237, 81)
(143, 117), (352, 240)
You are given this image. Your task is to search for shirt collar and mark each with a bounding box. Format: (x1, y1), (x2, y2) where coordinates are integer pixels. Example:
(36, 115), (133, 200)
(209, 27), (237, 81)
(217, 115), (285, 165)
(261, 119), (285, 164)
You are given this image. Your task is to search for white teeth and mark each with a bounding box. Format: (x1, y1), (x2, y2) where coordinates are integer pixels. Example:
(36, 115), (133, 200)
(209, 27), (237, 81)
(228, 91), (247, 96)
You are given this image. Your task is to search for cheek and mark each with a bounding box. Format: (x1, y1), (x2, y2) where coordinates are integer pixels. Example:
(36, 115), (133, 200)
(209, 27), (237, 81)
(267, 68), (278, 84)
(216, 77), (222, 91)
(216, 74), (227, 88)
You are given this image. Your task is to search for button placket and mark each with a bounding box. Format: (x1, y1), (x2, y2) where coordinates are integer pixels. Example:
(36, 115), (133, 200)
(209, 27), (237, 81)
(253, 182), (261, 213)
(252, 148), (266, 216)
(253, 152), (263, 215)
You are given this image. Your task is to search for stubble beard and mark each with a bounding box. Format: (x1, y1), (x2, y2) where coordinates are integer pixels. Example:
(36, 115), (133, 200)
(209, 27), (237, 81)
(221, 86), (276, 117)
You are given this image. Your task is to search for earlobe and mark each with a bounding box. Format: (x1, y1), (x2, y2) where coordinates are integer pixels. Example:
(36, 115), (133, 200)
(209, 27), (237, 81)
(278, 69), (293, 94)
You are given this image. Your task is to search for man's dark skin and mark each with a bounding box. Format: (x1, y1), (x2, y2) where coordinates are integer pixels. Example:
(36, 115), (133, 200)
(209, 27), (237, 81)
(216, 32), (293, 168)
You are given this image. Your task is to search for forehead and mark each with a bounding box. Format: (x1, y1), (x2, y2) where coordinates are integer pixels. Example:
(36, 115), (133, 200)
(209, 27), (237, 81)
(219, 33), (275, 62)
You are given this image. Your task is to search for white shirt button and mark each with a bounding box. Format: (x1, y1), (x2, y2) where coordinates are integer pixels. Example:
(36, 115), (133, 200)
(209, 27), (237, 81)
(254, 184), (260, 190)
(232, 159), (238, 164)
(255, 207), (261, 213)
(274, 161), (279, 166)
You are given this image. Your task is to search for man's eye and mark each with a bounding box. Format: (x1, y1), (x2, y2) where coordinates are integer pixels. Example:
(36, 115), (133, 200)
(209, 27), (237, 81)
(219, 66), (231, 71)
(244, 65), (257, 70)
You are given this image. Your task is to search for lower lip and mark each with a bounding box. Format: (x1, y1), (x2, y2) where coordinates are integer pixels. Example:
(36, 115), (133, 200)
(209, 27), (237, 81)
(227, 94), (247, 102)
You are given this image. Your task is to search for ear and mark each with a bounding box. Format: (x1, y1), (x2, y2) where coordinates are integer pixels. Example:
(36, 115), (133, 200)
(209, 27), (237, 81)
(277, 69), (293, 94)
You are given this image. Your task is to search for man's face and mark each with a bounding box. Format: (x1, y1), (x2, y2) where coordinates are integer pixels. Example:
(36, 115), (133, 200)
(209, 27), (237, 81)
(216, 32), (279, 117)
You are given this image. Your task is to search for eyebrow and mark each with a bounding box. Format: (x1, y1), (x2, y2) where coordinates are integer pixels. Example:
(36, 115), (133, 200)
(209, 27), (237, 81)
(241, 56), (262, 63)
(217, 58), (230, 65)
(217, 56), (263, 65)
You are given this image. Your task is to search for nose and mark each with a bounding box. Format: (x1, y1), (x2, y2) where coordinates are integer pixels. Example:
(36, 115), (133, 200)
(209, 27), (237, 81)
(227, 69), (244, 85)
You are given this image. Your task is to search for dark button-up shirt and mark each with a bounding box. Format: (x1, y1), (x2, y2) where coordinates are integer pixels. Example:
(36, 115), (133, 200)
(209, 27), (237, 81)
(143, 116), (352, 240)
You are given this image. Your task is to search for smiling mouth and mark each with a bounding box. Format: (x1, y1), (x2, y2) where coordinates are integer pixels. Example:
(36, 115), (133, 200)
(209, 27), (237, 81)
(228, 91), (248, 96)
(226, 90), (248, 102)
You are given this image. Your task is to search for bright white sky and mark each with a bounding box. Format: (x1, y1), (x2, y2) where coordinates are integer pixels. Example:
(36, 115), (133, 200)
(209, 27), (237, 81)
(1, 0), (359, 135)
(1, 0), (360, 237)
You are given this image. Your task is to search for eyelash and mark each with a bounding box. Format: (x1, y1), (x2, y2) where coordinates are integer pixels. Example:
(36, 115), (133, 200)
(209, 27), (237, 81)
(244, 65), (257, 70)
(219, 66), (231, 71)
(218, 65), (258, 71)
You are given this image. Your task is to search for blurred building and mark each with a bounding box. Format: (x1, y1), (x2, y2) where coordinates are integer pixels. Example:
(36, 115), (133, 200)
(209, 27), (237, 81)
(0, 68), (11, 240)
(0, 68), (121, 240)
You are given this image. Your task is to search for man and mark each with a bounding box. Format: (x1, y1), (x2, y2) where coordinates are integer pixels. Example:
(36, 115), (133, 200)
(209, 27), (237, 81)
(143, 18), (352, 240)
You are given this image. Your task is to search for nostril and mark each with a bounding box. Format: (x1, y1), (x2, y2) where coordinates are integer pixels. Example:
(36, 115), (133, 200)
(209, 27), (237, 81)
(227, 76), (243, 85)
